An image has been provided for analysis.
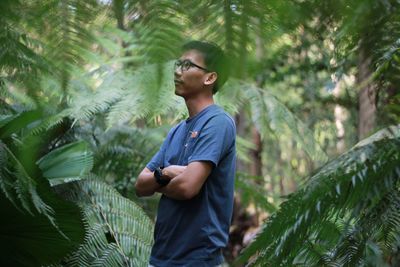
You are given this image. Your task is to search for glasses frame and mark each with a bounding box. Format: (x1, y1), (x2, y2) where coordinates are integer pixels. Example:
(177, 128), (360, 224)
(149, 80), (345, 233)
(174, 59), (210, 72)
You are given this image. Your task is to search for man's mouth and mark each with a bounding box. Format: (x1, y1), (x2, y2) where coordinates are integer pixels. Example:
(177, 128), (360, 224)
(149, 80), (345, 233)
(174, 79), (183, 84)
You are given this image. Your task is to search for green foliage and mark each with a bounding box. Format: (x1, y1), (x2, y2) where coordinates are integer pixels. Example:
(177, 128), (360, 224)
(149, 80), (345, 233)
(103, 63), (182, 127)
(55, 179), (154, 267)
(0, 106), (155, 266)
(132, 0), (184, 64)
(79, 123), (164, 217)
(0, 109), (86, 267)
(312, 0), (400, 126)
(245, 84), (329, 164)
(377, 39), (400, 124)
(0, 1), (49, 85)
(2, 0), (400, 266)
(37, 141), (94, 186)
(235, 172), (277, 213)
(26, 0), (100, 82)
(237, 127), (400, 266)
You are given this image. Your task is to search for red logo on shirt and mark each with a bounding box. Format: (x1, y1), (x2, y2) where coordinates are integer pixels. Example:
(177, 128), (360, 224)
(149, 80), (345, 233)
(190, 131), (198, 138)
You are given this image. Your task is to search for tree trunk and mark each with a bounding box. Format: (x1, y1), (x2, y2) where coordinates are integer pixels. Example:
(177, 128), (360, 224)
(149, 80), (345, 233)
(250, 126), (262, 177)
(235, 112), (247, 172)
(250, 16), (264, 179)
(357, 48), (377, 140)
(113, 0), (125, 31)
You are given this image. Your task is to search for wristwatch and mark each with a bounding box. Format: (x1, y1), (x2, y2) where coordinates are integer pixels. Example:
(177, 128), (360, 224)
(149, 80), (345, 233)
(154, 167), (170, 186)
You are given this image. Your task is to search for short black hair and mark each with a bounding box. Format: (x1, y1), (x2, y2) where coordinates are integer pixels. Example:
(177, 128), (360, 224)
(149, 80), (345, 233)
(182, 41), (229, 94)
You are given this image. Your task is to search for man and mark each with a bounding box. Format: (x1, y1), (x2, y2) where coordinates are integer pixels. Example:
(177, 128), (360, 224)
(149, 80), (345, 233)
(135, 41), (236, 267)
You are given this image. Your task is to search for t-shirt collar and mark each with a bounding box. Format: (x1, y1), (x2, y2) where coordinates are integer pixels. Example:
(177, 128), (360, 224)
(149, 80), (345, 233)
(185, 104), (217, 124)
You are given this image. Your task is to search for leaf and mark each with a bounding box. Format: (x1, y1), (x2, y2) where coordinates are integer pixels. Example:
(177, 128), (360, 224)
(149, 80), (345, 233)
(56, 179), (154, 267)
(236, 126), (400, 266)
(0, 109), (42, 139)
(37, 141), (93, 185)
(0, 188), (86, 267)
(245, 84), (329, 165)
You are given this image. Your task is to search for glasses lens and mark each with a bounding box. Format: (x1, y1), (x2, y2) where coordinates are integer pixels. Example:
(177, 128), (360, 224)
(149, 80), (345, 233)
(182, 60), (191, 71)
(174, 60), (182, 70)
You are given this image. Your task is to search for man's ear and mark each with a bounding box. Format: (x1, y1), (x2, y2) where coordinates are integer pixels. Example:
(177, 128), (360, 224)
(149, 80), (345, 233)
(204, 72), (218, 86)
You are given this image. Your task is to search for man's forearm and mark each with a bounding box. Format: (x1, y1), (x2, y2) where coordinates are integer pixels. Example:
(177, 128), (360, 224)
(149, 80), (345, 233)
(155, 165), (187, 198)
(135, 165), (186, 197)
(135, 169), (162, 197)
(162, 165), (187, 180)
(157, 162), (212, 200)
(156, 175), (188, 200)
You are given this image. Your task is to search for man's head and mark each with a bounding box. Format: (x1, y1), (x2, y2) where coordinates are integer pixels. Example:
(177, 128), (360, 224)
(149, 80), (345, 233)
(174, 41), (228, 97)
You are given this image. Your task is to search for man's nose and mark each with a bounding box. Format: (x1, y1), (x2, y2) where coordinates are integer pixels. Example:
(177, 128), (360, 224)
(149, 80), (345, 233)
(174, 67), (182, 76)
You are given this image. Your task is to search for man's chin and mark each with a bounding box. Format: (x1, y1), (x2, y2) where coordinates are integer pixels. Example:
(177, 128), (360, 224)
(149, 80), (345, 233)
(174, 86), (184, 97)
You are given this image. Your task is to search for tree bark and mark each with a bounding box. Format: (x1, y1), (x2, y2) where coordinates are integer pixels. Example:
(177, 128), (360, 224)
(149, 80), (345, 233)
(113, 0), (125, 31)
(250, 126), (262, 177)
(357, 48), (377, 140)
(250, 16), (264, 179)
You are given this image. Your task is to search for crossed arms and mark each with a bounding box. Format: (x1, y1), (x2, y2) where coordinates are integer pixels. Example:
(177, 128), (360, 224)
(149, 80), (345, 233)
(134, 161), (213, 200)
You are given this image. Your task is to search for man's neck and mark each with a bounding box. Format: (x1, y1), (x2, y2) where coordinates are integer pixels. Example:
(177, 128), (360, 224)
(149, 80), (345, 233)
(185, 96), (214, 118)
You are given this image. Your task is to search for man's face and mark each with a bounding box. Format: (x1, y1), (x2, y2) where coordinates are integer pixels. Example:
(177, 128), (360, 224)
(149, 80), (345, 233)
(174, 49), (209, 98)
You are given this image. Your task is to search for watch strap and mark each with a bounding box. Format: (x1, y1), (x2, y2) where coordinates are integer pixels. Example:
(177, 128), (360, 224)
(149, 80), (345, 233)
(154, 167), (170, 186)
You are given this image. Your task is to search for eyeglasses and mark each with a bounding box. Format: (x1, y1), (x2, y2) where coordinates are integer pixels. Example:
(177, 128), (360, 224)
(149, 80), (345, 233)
(174, 59), (209, 72)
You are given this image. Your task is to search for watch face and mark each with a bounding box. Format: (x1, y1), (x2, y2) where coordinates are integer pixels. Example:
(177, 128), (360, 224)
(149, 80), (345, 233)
(155, 168), (162, 179)
(155, 168), (169, 186)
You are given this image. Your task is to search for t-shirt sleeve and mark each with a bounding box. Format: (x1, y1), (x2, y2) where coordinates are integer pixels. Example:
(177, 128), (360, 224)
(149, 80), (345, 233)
(188, 114), (236, 167)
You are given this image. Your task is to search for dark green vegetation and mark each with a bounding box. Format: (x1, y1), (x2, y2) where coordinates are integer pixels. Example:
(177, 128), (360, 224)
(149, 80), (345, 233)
(1, 0), (399, 266)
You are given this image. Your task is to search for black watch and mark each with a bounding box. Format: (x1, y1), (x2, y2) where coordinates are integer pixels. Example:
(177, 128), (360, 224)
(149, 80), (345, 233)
(154, 167), (170, 186)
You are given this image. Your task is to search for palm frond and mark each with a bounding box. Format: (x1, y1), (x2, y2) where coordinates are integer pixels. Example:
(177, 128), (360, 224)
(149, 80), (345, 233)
(0, 111), (86, 266)
(0, 112), (54, 219)
(0, 190), (85, 267)
(37, 141), (93, 186)
(236, 126), (400, 266)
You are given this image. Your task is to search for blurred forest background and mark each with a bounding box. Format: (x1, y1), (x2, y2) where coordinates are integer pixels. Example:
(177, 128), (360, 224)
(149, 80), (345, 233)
(1, 0), (399, 266)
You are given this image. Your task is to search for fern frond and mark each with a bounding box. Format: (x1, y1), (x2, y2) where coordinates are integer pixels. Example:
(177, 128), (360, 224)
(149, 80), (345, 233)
(236, 172), (277, 213)
(105, 62), (181, 127)
(91, 243), (126, 267)
(0, 108), (86, 240)
(32, 0), (99, 74)
(131, 0), (185, 64)
(68, 70), (125, 121)
(1, 81), (38, 110)
(235, 135), (256, 164)
(91, 125), (164, 179)
(58, 179), (154, 267)
(237, 126), (400, 266)
(244, 83), (329, 164)
(0, 18), (49, 83)
(0, 140), (85, 266)
(29, 109), (71, 136)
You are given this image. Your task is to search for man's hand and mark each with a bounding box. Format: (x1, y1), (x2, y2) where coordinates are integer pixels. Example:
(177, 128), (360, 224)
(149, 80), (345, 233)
(162, 165), (187, 180)
(157, 161), (213, 200)
(135, 165), (187, 197)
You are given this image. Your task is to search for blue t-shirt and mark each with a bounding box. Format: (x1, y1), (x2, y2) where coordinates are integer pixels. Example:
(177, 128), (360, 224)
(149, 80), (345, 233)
(146, 104), (236, 267)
